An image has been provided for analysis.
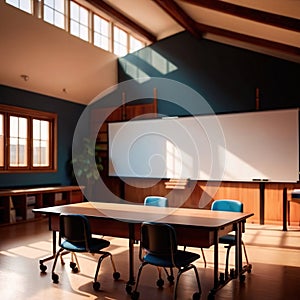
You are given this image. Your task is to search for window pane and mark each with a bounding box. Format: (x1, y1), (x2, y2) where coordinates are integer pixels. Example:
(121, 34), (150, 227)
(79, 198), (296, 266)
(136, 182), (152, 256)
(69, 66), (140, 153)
(6, 0), (32, 14)
(19, 117), (27, 138)
(114, 26), (128, 57)
(130, 36), (144, 53)
(10, 116), (18, 137)
(70, 1), (89, 42)
(54, 0), (64, 13)
(44, 6), (54, 24)
(40, 121), (49, 140)
(70, 1), (79, 20)
(44, 0), (65, 29)
(0, 114), (3, 167)
(80, 7), (88, 24)
(94, 15), (110, 51)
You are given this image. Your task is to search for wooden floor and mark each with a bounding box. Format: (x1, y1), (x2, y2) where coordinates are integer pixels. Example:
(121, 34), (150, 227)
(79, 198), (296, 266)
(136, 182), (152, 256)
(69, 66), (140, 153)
(1, 218), (300, 300)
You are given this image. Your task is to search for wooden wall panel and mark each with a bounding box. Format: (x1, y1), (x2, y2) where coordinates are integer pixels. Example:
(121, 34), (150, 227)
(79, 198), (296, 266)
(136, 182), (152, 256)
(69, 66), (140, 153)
(198, 182), (260, 223)
(121, 179), (300, 225)
(265, 183), (300, 226)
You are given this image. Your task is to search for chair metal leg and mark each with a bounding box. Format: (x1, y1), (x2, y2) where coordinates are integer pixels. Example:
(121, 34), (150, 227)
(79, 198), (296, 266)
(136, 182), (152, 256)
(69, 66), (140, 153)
(52, 248), (64, 272)
(224, 241), (250, 279)
(200, 248), (207, 268)
(51, 248), (64, 283)
(108, 253), (117, 273)
(224, 245), (232, 279)
(132, 262), (148, 295)
(242, 241), (249, 265)
(174, 264), (201, 300)
(94, 252), (110, 283)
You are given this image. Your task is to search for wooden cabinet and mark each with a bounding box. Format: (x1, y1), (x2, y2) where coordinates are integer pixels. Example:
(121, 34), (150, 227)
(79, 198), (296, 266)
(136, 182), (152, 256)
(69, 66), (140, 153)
(0, 186), (84, 226)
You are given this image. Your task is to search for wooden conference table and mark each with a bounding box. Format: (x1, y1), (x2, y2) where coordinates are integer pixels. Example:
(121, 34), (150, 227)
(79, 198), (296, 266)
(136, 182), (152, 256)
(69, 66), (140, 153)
(33, 201), (253, 298)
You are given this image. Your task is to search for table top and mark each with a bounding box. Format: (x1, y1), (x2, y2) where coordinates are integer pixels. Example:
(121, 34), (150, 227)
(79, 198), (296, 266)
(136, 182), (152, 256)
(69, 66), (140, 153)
(33, 201), (254, 230)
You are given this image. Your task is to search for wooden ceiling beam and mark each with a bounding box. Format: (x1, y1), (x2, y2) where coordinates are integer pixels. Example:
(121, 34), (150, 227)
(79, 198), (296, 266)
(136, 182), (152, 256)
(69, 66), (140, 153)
(181, 0), (300, 32)
(153, 0), (203, 39)
(196, 22), (300, 56)
(86, 0), (157, 42)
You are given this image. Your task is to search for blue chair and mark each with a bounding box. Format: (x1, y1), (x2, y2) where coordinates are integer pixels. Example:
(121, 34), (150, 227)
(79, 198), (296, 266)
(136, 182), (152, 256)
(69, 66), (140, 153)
(131, 222), (201, 300)
(51, 214), (120, 291)
(211, 199), (251, 279)
(144, 195), (168, 207)
(144, 196), (174, 286)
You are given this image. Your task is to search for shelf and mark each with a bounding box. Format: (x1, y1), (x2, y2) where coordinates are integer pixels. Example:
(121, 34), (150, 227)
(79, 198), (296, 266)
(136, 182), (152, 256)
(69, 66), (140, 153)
(0, 186), (84, 226)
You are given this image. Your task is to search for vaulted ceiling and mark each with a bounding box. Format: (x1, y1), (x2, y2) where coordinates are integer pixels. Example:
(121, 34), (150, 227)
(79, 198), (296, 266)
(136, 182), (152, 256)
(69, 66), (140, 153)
(1, 0), (299, 105)
(101, 0), (300, 62)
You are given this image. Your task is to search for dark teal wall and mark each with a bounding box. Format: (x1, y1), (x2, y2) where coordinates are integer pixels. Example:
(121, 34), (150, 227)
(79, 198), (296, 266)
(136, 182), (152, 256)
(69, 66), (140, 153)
(0, 85), (85, 188)
(118, 31), (300, 115)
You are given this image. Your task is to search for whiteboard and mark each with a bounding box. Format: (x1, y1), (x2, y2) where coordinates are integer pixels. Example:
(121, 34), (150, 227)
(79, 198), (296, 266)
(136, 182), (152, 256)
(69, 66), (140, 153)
(108, 109), (299, 182)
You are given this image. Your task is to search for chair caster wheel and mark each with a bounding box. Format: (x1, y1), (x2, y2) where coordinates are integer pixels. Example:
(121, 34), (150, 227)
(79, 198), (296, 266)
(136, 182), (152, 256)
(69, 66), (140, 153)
(93, 281), (100, 291)
(126, 284), (132, 294)
(208, 291), (215, 300)
(193, 292), (201, 300)
(113, 271), (120, 280)
(52, 273), (59, 284)
(131, 291), (140, 300)
(219, 272), (225, 283)
(239, 274), (246, 282)
(230, 268), (235, 278)
(247, 264), (252, 273)
(40, 264), (47, 272)
(70, 262), (78, 273)
(156, 278), (164, 288)
(167, 275), (174, 283)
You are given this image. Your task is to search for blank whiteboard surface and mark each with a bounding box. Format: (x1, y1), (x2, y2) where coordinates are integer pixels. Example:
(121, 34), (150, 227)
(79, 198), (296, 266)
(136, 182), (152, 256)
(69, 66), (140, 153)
(108, 109), (299, 182)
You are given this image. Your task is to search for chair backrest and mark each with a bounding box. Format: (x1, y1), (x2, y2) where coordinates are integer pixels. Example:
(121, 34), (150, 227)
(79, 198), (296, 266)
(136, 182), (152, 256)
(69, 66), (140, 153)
(144, 196), (168, 207)
(211, 199), (243, 212)
(141, 222), (177, 257)
(59, 214), (91, 246)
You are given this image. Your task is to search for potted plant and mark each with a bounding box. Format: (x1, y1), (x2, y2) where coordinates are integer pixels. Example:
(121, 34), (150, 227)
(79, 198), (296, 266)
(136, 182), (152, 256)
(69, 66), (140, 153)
(71, 137), (103, 200)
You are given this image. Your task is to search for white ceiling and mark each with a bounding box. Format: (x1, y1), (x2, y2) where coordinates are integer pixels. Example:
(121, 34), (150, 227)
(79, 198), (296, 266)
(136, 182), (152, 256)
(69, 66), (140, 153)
(1, 0), (299, 105)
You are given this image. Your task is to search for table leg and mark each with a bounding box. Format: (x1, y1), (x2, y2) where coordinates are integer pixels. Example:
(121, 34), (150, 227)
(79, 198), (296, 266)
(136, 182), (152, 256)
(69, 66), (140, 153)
(235, 222), (242, 278)
(126, 223), (135, 294)
(283, 187), (288, 231)
(208, 231), (219, 299)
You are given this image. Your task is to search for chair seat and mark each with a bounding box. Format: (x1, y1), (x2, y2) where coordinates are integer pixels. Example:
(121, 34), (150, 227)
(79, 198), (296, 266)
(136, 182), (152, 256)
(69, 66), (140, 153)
(144, 250), (200, 268)
(61, 238), (110, 252)
(219, 234), (236, 245)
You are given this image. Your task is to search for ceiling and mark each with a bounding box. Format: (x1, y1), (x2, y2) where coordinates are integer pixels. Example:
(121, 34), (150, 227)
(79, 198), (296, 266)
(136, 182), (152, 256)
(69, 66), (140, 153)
(1, 0), (299, 105)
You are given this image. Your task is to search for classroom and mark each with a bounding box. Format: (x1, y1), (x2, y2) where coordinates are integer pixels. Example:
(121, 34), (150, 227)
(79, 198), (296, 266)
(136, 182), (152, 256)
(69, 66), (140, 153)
(1, 1), (300, 300)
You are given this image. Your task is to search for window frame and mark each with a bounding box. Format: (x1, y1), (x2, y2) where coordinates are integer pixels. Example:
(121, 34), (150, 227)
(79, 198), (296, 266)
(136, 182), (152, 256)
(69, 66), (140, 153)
(0, 104), (57, 173)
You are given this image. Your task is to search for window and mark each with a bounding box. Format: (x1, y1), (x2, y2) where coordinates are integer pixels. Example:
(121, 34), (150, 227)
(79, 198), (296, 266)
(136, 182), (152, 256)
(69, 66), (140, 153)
(32, 119), (50, 167)
(9, 116), (28, 167)
(113, 26), (128, 57)
(43, 0), (65, 29)
(130, 36), (145, 53)
(6, 0), (147, 56)
(6, 0), (32, 14)
(70, 1), (89, 42)
(93, 14), (110, 51)
(0, 105), (57, 172)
